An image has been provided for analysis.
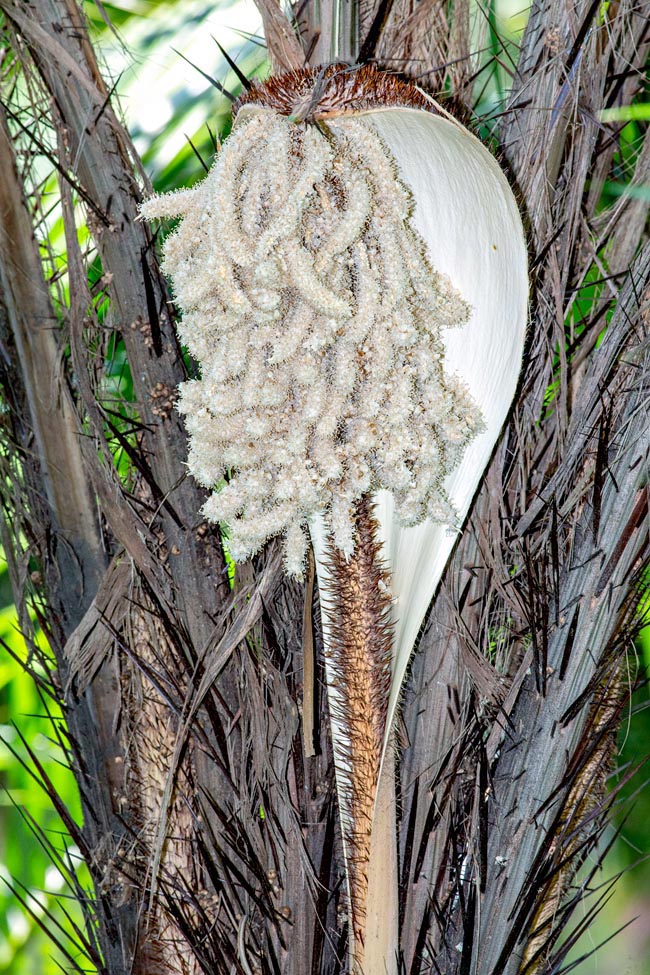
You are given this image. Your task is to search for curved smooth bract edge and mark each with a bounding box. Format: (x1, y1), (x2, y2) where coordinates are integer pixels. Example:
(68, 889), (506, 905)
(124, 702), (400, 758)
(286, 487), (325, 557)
(309, 106), (527, 974)
(311, 105), (528, 762)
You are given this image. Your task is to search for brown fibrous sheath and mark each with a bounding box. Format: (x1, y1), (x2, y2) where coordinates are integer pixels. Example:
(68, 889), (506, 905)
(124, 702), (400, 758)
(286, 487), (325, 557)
(234, 62), (437, 121)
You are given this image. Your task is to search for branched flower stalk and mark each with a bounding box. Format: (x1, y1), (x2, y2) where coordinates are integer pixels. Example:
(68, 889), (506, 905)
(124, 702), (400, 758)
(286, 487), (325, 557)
(142, 102), (481, 575)
(142, 64), (527, 973)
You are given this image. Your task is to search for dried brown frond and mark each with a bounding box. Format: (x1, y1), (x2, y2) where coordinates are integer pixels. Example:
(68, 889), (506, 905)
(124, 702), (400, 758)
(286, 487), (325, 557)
(519, 663), (629, 974)
(254, 0), (305, 73)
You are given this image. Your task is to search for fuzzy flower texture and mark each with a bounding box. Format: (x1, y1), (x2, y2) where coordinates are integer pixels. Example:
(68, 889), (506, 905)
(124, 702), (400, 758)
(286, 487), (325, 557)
(141, 108), (483, 575)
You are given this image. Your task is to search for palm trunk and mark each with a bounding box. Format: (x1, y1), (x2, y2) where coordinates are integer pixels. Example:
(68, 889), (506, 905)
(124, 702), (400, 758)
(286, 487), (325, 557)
(0, 1), (648, 974)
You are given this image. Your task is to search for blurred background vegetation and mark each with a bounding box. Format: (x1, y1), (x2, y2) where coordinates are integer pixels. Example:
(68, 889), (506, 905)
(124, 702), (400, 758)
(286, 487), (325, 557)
(0, 0), (648, 972)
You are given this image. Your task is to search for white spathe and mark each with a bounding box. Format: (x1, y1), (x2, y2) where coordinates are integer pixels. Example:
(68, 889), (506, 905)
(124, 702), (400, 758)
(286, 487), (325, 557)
(309, 105), (528, 758)
(308, 107), (526, 973)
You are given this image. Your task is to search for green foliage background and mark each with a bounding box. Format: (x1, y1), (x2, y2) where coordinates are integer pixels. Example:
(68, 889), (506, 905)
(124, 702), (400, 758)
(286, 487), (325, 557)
(0, 1), (648, 972)
(0, 567), (90, 974)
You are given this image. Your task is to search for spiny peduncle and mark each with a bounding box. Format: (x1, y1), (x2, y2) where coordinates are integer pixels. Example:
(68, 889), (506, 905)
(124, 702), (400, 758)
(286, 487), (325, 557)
(322, 495), (394, 965)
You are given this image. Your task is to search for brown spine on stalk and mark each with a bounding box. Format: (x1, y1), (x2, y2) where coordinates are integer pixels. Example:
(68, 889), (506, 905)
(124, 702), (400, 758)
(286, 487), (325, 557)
(234, 63), (437, 122)
(322, 495), (394, 963)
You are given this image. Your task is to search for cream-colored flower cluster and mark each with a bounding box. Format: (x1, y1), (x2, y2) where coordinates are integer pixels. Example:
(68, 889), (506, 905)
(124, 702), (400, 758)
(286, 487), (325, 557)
(141, 108), (483, 575)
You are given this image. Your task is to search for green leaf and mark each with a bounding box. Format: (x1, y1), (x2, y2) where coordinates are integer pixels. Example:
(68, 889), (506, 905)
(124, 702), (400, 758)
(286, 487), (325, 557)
(599, 103), (650, 122)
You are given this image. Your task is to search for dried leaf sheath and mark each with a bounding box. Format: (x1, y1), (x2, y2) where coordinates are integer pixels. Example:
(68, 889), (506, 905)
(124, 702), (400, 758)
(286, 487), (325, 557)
(520, 667), (627, 974)
(126, 597), (202, 975)
(320, 496), (394, 956)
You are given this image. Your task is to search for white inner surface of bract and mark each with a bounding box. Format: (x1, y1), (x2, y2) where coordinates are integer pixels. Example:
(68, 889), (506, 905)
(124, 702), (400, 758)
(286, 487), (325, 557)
(141, 107), (483, 575)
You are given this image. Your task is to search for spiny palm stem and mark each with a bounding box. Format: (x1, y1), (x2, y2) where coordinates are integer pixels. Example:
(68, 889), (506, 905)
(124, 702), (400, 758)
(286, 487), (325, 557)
(322, 495), (396, 969)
